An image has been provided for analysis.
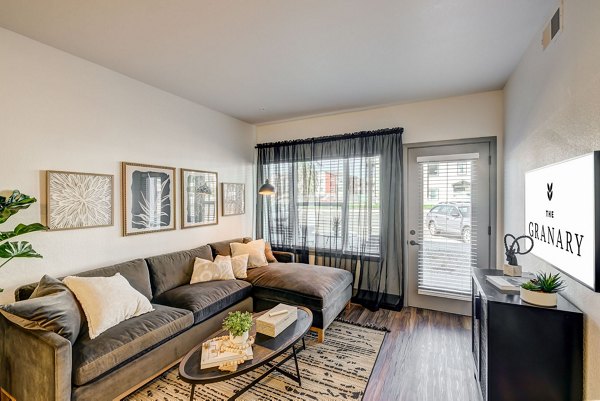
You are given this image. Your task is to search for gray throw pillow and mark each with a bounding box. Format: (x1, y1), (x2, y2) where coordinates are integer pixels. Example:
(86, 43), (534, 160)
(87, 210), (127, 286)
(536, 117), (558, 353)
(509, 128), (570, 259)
(0, 275), (82, 343)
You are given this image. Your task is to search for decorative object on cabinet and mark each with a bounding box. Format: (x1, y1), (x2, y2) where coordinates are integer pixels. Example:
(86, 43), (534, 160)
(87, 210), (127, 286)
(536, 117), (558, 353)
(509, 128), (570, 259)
(222, 183), (245, 216)
(122, 162), (176, 236)
(502, 233), (534, 277)
(181, 169), (218, 228)
(472, 269), (582, 401)
(520, 271), (566, 307)
(47, 170), (113, 230)
(0, 190), (47, 293)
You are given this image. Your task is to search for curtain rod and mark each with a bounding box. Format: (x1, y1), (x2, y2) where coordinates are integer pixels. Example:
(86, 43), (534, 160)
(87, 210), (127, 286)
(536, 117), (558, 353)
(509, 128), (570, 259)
(255, 127), (403, 149)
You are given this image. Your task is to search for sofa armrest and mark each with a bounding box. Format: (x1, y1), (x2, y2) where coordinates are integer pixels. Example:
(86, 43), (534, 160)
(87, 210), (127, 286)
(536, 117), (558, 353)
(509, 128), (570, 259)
(273, 251), (295, 263)
(0, 315), (72, 401)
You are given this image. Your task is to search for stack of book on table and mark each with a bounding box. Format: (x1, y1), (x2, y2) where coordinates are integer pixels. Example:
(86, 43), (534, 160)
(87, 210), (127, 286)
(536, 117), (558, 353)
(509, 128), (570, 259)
(256, 303), (298, 337)
(200, 337), (253, 370)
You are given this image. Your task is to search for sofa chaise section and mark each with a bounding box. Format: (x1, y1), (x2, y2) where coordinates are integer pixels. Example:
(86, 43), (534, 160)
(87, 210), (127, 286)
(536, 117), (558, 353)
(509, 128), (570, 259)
(208, 238), (353, 342)
(246, 262), (352, 341)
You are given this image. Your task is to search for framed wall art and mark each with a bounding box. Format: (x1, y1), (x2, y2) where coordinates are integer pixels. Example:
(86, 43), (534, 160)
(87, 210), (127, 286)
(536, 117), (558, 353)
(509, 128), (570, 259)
(47, 170), (113, 230)
(122, 162), (176, 236)
(181, 169), (218, 228)
(222, 183), (245, 216)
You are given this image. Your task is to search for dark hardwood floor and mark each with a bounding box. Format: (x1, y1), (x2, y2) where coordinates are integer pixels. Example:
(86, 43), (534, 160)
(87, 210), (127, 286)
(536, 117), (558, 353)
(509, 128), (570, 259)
(339, 304), (482, 401)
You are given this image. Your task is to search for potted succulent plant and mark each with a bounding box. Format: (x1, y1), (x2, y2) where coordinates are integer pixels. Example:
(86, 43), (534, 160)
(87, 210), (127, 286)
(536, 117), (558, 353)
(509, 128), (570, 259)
(0, 190), (48, 293)
(222, 311), (253, 344)
(520, 271), (566, 307)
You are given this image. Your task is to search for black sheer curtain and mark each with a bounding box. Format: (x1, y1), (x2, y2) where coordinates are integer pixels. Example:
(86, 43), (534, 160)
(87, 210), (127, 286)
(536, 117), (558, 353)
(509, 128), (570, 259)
(256, 128), (403, 310)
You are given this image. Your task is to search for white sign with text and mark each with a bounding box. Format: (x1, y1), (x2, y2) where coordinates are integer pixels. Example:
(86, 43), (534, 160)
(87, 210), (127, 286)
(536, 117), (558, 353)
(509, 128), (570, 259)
(525, 152), (598, 290)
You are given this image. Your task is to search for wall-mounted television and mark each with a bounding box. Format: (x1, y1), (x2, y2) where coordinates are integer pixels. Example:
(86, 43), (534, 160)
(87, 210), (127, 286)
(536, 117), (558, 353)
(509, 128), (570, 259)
(525, 152), (600, 291)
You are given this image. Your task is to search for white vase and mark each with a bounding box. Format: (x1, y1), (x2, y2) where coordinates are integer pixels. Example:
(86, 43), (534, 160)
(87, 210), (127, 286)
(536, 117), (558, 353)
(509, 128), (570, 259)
(520, 287), (557, 307)
(229, 331), (249, 344)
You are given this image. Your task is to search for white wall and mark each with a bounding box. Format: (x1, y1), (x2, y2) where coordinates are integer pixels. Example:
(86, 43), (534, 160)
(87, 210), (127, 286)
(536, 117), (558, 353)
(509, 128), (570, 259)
(257, 90), (505, 265)
(257, 91), (503, 144)
(0, 28), (255, 303)
(504, 0), (600, 398)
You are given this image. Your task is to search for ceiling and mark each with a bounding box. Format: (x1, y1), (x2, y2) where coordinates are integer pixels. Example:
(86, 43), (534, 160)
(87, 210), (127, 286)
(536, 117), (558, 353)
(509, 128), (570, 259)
(0, 0), (558, 124)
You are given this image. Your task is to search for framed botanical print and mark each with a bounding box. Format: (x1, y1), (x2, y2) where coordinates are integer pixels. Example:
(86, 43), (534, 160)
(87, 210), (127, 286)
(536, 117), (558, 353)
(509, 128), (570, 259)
(181, 169), (218, 228)
(122, 162), (176, 236)
(47, 170), (113, 230)
(222, 183), (245, 216)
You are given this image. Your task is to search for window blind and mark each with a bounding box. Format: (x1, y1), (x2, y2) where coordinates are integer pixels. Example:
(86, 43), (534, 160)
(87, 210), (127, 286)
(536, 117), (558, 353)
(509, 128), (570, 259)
(417, 158), (478, 299)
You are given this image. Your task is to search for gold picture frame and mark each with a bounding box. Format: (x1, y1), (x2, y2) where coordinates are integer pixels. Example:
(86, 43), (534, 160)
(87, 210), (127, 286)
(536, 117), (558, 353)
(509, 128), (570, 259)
(180, 168), (218, 228)
(122, 162), (176, 236)
(46, 170), (114, 231)
(222, 183), (246, 216)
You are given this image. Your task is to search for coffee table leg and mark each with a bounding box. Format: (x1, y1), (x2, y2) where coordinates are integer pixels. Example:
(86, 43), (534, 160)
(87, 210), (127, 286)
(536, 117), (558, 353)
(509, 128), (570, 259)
(189, 384), (195, 401)
(292, 344), (302, 387)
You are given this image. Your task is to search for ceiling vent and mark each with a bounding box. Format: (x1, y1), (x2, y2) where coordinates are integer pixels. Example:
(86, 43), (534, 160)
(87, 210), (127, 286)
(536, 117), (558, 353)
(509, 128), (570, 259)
(542, 2), (563, 50)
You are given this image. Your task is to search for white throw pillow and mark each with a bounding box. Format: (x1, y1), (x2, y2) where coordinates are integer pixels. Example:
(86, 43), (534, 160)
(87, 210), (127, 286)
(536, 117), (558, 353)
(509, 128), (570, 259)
(63, 273), (154, 339)
(190, 257), (236, 284)
(216, 254), (250, 279)
(230, 239), (268, 268)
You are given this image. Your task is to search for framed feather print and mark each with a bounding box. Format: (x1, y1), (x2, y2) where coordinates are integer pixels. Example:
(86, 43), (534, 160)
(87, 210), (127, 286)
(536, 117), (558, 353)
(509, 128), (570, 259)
(122, 162), (176, 236)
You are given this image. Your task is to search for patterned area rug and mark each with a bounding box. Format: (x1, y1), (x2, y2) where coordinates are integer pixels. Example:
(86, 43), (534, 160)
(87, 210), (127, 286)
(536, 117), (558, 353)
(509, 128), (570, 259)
(124, 320), (386, 401)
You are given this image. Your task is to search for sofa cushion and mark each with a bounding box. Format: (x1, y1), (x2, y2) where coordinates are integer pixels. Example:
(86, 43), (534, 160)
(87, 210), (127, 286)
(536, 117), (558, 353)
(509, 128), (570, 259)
(72, 304), (192, 386)
(208, 237), (251, 258)
(245, 263), (353, 309)
(146, 245), (214, 298)
(15, 258), (153, 301)
(154, 280), (252, 324)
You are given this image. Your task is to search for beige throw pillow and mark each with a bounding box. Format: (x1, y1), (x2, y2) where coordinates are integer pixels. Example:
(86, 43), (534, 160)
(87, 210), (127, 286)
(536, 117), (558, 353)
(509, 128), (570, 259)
(231, 239), (268, 268)
(63, 273), (154, 339)
(216, 254), (249, 279)
(190, 257), (236, 284)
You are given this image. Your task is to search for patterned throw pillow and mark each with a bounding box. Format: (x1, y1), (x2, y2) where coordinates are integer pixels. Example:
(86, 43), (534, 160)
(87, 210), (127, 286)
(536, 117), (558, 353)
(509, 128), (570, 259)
(190, 257), (236, 284)
(231, 239), (268, 268)
(215, 254), (250, 279)
(63, 273), (154, 339)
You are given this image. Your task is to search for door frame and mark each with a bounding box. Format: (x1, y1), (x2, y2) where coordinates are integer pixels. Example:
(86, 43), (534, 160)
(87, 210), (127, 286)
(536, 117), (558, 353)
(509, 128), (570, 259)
(402, 137), (497, 313)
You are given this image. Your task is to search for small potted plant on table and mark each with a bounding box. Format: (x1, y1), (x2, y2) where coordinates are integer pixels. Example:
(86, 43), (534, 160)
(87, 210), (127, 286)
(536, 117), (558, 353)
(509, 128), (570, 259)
(520, 272), (566, 307)
(223, 311), (253, 344)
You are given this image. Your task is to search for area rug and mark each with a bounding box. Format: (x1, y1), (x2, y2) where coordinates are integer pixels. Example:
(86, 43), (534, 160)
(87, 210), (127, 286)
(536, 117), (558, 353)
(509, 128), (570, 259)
(124, 320), (387, 401)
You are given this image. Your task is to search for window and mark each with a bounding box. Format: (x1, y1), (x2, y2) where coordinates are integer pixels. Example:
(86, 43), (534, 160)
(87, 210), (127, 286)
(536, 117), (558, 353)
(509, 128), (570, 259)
(263, 156), (381, 256)
(418, 159), (478, 298)
(457, 162), (468, 175)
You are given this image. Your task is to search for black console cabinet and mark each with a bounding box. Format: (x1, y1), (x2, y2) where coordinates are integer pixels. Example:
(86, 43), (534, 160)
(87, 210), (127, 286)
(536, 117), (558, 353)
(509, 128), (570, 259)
(472, 269), (583, 401)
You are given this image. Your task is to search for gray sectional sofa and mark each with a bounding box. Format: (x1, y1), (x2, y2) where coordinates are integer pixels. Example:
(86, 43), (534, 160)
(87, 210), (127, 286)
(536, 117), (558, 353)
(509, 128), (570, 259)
(0, 237), (352, 401)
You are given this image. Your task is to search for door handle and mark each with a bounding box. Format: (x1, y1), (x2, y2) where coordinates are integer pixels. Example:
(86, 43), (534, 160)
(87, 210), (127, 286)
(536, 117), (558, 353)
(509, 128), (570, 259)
(409, 240), (420, 246)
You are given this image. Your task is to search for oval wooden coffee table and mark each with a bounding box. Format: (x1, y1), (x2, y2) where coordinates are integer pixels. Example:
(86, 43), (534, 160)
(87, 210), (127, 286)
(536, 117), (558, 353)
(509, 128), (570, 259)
(179, 306), (313, 401)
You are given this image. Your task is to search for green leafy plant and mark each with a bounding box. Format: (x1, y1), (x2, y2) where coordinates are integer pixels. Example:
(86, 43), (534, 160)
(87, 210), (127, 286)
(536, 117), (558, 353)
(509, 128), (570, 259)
(0, 190), (48, 292)
(222, 311), (253, 337)
(520, 271), (566, 293)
